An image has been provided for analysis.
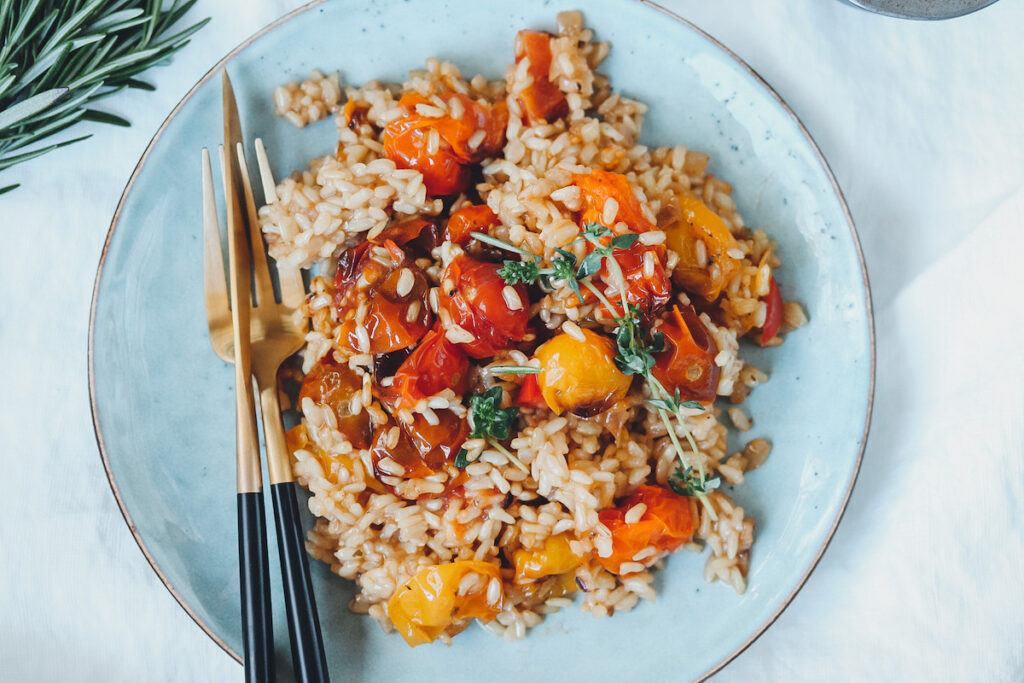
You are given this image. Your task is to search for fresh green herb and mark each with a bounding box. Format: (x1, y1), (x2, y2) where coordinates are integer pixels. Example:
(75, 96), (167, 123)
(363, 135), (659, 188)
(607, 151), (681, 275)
(460, 386), (529, 473)
(0, 0), (211, 191)
(453, 448), (471, 468)
(468, 386), (518, 440)
(497, 259), (541, 285)
(485, 365), (541, 375)
(668, 466), (721, 498)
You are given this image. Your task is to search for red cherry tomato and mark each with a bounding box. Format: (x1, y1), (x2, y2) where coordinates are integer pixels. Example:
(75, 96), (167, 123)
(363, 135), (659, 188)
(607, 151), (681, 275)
(573, 170), (655, 233)
(514, 30), (568, 123)
(382, 325), (471, 409)
(383, 92), (508, 196)
(597, 485), (696, 575)
(298, 353), (371, 449)
(651, 305), (720, 405)
(370, 409), (469, 488)
(438, 255), (531, 358)
(445, 204), (500, 245)
(333, 240), (433, 354)
(515, 371), (547, 409)
(760, 276), (783, 346)
(373, 216), (440, 253)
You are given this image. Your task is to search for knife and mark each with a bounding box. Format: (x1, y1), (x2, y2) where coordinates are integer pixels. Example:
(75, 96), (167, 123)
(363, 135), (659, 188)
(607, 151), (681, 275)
(224, 69), (275, 683)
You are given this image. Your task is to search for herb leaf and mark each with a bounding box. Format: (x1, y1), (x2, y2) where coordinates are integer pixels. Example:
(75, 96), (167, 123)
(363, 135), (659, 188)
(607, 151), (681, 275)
(497, 259), (541, 285)
(468, 386), (518, 441)
(453, 448), (471, 468)
(576, 250), (604, 279)
(610, 233), (639, 250)
(668, 466), (721, 498)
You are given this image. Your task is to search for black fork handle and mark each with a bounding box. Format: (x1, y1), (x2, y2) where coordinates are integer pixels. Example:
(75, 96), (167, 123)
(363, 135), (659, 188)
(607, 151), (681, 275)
(238, 492), (275, 683)
(270, 482), (330, 683)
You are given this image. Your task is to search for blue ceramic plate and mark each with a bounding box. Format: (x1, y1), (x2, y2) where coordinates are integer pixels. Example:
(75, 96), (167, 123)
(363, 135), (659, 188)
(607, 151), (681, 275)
(90, 1), (873, 680)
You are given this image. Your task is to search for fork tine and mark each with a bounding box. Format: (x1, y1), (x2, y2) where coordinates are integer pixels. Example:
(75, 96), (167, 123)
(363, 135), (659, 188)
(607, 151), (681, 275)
(201, 148), (229, 333)
(236, 141), (275, 308)
(254, 138), (305, 309)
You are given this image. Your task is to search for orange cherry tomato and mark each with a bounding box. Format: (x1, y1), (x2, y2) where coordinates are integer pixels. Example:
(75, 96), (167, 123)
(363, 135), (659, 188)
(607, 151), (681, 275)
(334, 241), (433, 354)
(573, 170), (655, 233)
(514, 30), (568, 123)
(298, 353), (371, 449)
(513, 534), (583, 584)
(445, 204), (500, 245)
(383, 92), (508, 196)
(370, 409), (469, 486)
(660, 195), (741, 301)
(515, 371), (547, 410)
(383, 325), (471, 409)
(285, 424), (385, 493)
(760, 276), (782, 346)
(596, 485), (696, 575)
(388, 561), (503, 647)
(534, 329), (631, 416)
(438, 255), (531, 358)
(651, 305), (720, 405)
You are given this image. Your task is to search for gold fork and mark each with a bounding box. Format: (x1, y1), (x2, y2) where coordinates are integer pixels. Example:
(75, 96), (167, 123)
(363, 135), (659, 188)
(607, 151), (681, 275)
(204, 71), (329, 683)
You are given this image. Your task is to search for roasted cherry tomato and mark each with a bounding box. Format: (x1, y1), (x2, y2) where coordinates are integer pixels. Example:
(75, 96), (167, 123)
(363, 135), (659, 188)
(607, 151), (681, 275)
(438, 255), (531, 358)
(334, 240), (433, 354)
(659, 195), (741, 301)
(383, 325), (472, 409)
(371, 409), (469, 486)
(383, 92), (508, 196)
(373, 217), (440, 254)
(513, 534), (583, 584)
(566, 242), (670, 321)
(285, 424), (385, 493)
(514, 30), (568, 123)
(445, 204), (501, 246)
(534, 328), (631, 416)
(515, 371), (547, 410)
(651, 305), (720, 405)
(298, 353), (371, 449)
(596, 485), (696, 575)
(760, 276), (783, 346)
(573, 170), (655, 233)
(388, 561), (503, 647)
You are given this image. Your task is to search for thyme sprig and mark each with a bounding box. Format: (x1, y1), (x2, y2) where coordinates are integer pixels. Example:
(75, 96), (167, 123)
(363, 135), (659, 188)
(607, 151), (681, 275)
(479, 225), (720, 518)
(0, 0), (210, 193)
(455, 386), (528, 473)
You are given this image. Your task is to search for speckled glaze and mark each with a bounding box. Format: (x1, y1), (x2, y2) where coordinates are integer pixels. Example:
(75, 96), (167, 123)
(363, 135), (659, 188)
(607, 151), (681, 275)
(841, 0), (999, 19)
(89, 1), (873, 680)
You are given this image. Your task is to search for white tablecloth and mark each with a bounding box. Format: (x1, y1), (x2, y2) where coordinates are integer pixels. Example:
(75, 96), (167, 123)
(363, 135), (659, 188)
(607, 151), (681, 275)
(2, 1), (1022, 680)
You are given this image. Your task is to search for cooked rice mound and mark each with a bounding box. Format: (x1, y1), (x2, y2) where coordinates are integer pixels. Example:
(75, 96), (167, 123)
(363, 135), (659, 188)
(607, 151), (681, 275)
(260, 11), (805, 646)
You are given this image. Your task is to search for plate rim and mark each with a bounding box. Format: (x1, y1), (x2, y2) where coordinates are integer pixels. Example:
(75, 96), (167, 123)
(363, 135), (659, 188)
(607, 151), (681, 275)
(87, 0), (876, 679)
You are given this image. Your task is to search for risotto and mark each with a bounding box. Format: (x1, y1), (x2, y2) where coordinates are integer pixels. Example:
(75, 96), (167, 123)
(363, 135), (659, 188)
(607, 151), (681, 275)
(259, 11), (806, 647)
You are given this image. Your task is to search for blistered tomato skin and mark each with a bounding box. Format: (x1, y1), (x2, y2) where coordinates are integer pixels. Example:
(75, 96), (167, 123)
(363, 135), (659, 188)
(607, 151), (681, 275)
(597, 485), (696, 575)
(382, 325), (471, 409)
(438, 255), (531, 359)
(651, 305), (720, 405)
(382, 92), (507, 196)
(513, 534), (583, 584)
(573, 170), (656, 233)
(333, 241), (433, 355)
(660, 195), (741, 301)
(534, 329), (631, 416)
(760, 276), (783, 346)
(514, 30), (568, 123)
(445, 204), (501, 245)
(298, 353), (371, 449)
(370, 409), (469, 488)
(387, 561), (503, 646)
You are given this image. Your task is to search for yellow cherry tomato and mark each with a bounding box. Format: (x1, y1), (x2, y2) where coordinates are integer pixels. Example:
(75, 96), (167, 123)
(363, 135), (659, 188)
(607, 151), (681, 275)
(513, 534), (584, 584)
(661, 195), (740, 301)
(387, 561), (503, 647)
(534, 329), (632, 416)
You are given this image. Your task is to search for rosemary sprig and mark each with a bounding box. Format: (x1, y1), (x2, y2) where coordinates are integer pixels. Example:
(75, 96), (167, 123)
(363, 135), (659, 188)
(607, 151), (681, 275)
(0, 0), (211, 193)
